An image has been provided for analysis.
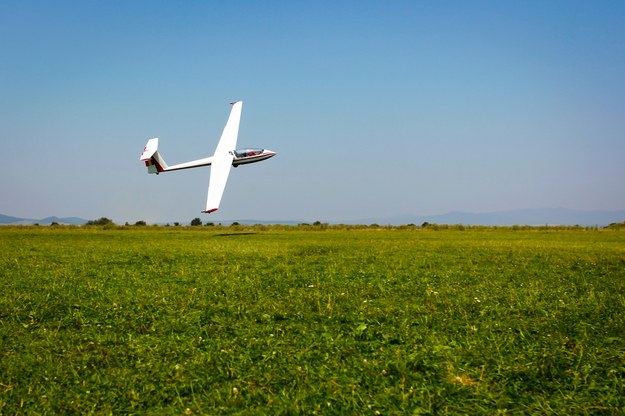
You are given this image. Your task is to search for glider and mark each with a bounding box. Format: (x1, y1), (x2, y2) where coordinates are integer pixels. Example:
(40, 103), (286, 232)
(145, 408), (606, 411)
(139, 101), (276, 213)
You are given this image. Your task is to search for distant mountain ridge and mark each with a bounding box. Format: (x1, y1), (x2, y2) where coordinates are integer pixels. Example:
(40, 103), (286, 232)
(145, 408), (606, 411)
(350, 208), (625, 227)
(0, 214), (87, 225)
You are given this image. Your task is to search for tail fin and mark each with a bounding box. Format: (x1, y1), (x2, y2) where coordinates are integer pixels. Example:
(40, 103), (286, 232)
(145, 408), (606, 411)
(140, 138), (169, 174)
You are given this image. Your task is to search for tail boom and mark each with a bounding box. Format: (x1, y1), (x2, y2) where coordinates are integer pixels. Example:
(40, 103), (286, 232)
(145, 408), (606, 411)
(140, 138), (214, 174)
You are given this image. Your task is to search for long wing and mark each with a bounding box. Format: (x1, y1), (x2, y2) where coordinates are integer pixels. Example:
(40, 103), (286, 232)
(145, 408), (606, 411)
(214, 101), (242, 157)
(203, 101), (243, 213)
(204, 152), (234, 213)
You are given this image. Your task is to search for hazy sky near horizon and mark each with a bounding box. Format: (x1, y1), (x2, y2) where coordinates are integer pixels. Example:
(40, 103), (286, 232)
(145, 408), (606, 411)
(1, 1), (624, 223)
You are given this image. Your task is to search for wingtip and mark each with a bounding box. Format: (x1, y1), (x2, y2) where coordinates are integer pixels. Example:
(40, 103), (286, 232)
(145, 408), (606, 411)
(202, 208), (219, 214)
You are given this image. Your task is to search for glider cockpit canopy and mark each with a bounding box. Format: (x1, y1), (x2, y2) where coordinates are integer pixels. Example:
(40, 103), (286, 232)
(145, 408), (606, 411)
(234, 149), (264, 158)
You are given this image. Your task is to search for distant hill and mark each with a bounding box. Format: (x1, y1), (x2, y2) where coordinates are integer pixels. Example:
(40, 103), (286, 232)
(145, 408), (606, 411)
(350, 208), (625, 227)
(0, 214), (87, 225)
(0, 214), (24, 224)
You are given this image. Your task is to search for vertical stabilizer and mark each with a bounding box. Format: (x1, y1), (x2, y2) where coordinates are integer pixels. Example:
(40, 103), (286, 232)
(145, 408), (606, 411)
(140, 138), (169, 174)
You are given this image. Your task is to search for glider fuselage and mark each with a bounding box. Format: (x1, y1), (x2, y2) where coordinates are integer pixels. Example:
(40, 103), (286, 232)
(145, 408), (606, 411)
(148, 148), (276, 173)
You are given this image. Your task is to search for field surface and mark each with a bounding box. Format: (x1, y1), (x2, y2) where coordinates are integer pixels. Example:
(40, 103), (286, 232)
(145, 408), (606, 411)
(1, 225), (624, 414)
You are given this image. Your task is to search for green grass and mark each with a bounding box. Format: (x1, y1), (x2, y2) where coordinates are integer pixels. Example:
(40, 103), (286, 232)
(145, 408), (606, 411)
(1, 225), (624, 414)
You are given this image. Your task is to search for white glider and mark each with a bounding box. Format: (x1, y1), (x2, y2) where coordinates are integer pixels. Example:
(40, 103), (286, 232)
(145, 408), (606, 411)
(139, 101), (276, 213)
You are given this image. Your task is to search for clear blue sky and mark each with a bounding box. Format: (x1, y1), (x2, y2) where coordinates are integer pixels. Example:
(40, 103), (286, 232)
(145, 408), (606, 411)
(2, 1), (624, 223)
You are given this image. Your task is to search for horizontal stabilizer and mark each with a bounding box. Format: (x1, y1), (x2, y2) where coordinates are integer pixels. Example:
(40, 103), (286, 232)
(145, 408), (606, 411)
(140, 138), (159, 161)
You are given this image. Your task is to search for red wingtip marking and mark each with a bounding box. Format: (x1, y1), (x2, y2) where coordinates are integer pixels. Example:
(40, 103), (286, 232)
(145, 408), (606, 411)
(203, 208), (218, 214)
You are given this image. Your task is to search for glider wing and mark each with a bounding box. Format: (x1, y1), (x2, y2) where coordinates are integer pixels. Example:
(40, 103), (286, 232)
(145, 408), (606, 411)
(203, 101), (243, 213)
(214, 101), (242, 157)
(204, 152), (234, 213)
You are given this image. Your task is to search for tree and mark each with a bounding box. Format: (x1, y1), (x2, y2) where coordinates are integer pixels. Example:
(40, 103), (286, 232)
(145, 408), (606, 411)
(86, 217), (114, 226)
(190, 217), (202, 226)
(134, 220), (147, 226)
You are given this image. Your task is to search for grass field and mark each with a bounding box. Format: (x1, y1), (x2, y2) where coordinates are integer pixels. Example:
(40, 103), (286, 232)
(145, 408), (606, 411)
(1, 225), (624, 414)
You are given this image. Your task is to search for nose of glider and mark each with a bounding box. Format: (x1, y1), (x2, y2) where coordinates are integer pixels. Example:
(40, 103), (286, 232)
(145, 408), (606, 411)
(265, 149), (277, 158)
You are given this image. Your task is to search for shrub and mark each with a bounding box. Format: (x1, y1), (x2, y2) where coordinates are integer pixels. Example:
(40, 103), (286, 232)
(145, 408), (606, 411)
(86, 217), (114, 226)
